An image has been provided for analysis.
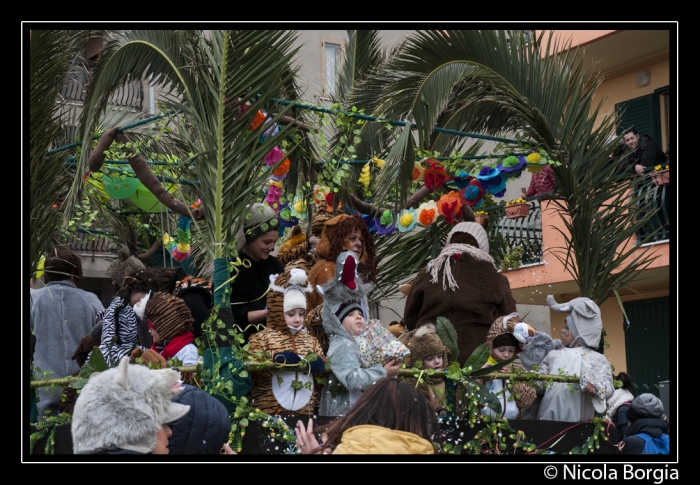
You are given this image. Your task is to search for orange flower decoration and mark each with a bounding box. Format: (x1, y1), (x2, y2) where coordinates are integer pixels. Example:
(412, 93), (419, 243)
(437, 191), (463, 225)
(249, 110), (266, 131)
(413, 162), (425, 182)
(423, 159), (450, 191)
(272, 157), (291, 176)
(417, 200), (439, 226)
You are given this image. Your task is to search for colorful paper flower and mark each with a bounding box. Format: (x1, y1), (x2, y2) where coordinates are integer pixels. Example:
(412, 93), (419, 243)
(526, 152), (548, 173)
(451, 169), (473, 189)
(424, 159), (450, 191)
(291, 196), (308, 220)
(265, 180), (283, 211)
(249, 110), (267, 131)
(526, 152), (542, 163)
(459, 179), (486, 207)
(397, 207), (418, 233)
(278, 203), (299, 229)
(361, 214), (377, 233)
(438, 191), (463, 225)
(497, 155), (527, 180)
(359, 162), (371, 188)
(272, 157), (291, 177)
(373, 209), (396, 235)
(264, 146), (285, 168)
(372, 156), (386, 169)
(475, 166), (506, 196)
(417, 200), (439, 226)
(413, 162), (425, 182)
(259, 122), (280, 142)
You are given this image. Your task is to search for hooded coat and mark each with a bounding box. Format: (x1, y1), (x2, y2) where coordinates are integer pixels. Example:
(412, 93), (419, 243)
(318, 252), (386, 417)
(403, 221), (517, 365)
(620, 417), (669, 454)
(247, 263), (325, 415)
(168, 384), (232, 454)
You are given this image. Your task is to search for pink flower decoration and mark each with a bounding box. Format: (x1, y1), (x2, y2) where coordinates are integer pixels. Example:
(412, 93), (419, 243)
(264, 146), (285, 168)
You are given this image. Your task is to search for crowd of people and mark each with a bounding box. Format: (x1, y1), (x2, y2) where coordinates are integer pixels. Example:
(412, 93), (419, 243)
(29, 193), (670, 456)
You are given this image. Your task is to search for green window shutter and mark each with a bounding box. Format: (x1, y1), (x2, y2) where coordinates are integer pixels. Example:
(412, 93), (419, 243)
(623, 296), (670, 399)
(616, 94), (655, 139)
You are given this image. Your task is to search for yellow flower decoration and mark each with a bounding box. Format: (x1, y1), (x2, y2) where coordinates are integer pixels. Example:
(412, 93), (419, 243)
(526, 153), (542, 163)
(359, 162), (371, 188)
(372, 156), (386, 169)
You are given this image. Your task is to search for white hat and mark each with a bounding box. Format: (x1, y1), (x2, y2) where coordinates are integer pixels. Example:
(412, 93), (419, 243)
(446, 222), (489, 251)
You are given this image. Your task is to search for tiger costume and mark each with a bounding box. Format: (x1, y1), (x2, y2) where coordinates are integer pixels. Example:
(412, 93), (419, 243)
(246, 262), (326, 415)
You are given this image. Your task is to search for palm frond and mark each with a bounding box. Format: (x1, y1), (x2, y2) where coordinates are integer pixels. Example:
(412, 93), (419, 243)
(435, 316), (459, 363)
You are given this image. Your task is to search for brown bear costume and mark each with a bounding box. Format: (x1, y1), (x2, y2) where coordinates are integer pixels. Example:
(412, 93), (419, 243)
(403, 211), (517, 366)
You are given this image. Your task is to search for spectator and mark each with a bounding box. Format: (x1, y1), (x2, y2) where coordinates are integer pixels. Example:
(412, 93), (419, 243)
(607, 372), (635, 441)
(525, 163), (556, 197)
(30, 247), (105, 416)
(619, 393), (669, 455)
(621, 128), (667, 175)
(295, 377), (438, 454)
(71, 356), (190, 454)
(168, 384), (233, 454)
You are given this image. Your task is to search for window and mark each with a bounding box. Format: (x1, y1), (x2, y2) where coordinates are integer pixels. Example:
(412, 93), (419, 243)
(321, 39), (343, 98)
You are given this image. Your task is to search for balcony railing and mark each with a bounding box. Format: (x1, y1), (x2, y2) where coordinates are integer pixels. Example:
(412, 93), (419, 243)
(481, 199), (543, 269)
(481, 175), (670, 270)
(58, 59), (144, 111)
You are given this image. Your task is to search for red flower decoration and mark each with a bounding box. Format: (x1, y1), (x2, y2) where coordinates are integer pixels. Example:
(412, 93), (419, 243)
(424, 160), (450, 191)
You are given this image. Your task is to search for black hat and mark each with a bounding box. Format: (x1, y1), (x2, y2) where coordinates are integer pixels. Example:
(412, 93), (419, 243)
(335, 300), (364, 324)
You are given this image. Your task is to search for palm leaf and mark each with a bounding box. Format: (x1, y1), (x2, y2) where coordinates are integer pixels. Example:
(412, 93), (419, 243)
(435, 316), (459, 363)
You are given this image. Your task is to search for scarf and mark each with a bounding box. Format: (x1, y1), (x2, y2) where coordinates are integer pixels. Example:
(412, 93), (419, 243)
(606, 388), (635, 420)
(158, 331), (195, 360)
(426, 243), (496, 291)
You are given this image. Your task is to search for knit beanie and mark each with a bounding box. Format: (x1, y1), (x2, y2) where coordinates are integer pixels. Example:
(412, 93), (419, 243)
(168, 384), (231, 454)
(445, 222), (489, 251)
(626, 393), (665, 423)
(492, 333), (520, 349)
(107, 245), (145, 287)
(335, 300), (364, 324)
(243, 203), (279, 244)
(135, 291), (195, 341)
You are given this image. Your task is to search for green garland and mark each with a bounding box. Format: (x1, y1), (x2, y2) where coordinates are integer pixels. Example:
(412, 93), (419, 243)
(30, 412), (72, 455)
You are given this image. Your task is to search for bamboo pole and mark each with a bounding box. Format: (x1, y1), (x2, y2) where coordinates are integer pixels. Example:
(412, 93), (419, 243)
(30, 361), (580, 389)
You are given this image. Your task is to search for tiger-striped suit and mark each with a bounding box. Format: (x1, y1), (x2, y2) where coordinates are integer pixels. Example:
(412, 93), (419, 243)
(247, 261), (325, 415)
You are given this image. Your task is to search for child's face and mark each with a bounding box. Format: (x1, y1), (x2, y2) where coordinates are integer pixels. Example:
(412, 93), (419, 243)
(153, 423), (172, 454)
(560, 325), (574, 347)
(492, 345), (516, 361)
(341, 309), (365, 335)
(423, 354), (444, 370)
(149, 326), (161, 344)
(284, 308), (305, 329)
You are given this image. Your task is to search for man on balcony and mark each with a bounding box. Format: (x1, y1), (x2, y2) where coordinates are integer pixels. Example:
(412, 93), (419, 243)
(621, 128), (667, 175)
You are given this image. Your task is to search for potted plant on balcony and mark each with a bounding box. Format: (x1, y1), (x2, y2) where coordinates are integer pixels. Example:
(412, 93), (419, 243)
(504, 198), (530, 219)
(650, 164), (669, 186)
(473, 210), (489, 224)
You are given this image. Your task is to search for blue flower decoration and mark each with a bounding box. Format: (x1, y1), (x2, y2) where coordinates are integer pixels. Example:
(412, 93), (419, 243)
(452, 170), (473, 189)
(497, 155), (527, 180)
(475, 166), (501, 182)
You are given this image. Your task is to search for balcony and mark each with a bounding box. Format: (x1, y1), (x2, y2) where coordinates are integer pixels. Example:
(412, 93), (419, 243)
(482, 174), (670, 271)
(59, 59), (144, 111)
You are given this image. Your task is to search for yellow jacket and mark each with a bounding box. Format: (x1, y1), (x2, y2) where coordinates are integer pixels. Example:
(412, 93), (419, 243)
(333, 425), (435, 454)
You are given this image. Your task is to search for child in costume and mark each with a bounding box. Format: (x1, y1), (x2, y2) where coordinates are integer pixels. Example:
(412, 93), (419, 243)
(619, 393), (669, 455)
(399, 323), (456, 415)
(537, 296), (614, 422)
(247, 265), (326, 415)
(318, 251), (404, 416)
(606, 372), (635, 440)
(477, 313), (537, 420)
(132, 291), (199, 367)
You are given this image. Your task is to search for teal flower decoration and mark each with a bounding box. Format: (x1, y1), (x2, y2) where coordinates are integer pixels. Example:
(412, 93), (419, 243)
(397, 207), (418, 233)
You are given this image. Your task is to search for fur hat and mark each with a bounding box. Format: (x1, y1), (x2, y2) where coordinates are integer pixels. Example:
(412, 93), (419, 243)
(135, 291), (195, 341)
(519, 331), (563, 370)
(626, 393), (665, 423)
(445, 221), (489, 251)
(401, 324), (450, 368)
(107, 245), (145, 287)
(270, 267), (313, 312)
(72, 356), (190, 454)
(547, 295), (602, 348)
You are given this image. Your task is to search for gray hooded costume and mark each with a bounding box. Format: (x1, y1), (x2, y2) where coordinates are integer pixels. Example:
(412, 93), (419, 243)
(537, 296), (613, 422)
(318, 251), (386, 417)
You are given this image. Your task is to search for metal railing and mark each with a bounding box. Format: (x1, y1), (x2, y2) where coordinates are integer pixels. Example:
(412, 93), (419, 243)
(58, 59), (144, 111)
(481, 199), (544, 269)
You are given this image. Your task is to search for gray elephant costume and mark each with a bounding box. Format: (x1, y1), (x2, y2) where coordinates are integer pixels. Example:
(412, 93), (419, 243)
(318, 251), (386, 416)
(537, 296), (613, 423)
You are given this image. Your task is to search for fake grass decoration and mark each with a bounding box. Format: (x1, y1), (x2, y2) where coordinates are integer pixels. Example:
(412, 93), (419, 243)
(30, 412), (73, 455)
